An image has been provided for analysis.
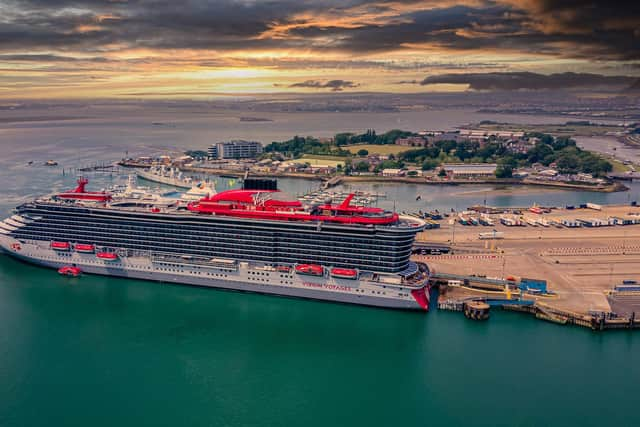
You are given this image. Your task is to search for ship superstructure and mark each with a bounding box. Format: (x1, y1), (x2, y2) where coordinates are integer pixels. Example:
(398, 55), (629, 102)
(0, 178), (430, 310)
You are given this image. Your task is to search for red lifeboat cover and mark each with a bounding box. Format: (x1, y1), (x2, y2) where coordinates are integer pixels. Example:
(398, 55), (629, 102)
(96, 252), (118, 260)
(295, 264), (324, 275)
(51, 241), (70, 250)
(330, 268), (358, 277)
(75, 244), (95, 253)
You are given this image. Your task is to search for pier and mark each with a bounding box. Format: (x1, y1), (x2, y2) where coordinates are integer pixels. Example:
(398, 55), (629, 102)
(321, 176), (343, 189)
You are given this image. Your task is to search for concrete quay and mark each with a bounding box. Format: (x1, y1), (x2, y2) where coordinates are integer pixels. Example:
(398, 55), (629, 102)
(414, 203), (640, 330)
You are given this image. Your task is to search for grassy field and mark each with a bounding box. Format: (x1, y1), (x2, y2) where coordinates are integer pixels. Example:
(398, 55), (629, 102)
(604, 155), (633, 173)
(344, 144), (411, 155)
(300, 155), (346, 167)
(477, 123), (624, 137)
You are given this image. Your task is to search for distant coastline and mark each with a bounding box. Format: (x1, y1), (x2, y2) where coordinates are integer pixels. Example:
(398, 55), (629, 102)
(239, 116), (273, 122)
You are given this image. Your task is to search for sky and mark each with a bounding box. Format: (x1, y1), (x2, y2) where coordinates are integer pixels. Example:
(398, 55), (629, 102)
(1, 0), (639, 99)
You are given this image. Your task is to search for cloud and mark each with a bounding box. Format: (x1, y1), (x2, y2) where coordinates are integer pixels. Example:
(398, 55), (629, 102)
(420, 72), (637, 90)
(288, 79), (359, 91)
(1, 0), (640, 99)
(0, 0), (638, 59)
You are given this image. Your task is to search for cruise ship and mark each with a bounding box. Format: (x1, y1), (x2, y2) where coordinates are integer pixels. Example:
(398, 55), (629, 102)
(0, 178), (431, 310)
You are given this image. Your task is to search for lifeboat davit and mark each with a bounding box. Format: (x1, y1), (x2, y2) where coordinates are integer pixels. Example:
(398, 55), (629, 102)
(58, 266), (81, 277)
(75, 243), (95, 253)
(96, 252), (119, 261)
(51, 241), (70, 251)
(330, 267), (358, 280)
(295, 264), (324, 276)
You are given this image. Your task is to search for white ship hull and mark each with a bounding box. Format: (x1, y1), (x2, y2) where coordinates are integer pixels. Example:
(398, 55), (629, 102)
(136, 169), (193, 189)
(0, 235), (429, 311)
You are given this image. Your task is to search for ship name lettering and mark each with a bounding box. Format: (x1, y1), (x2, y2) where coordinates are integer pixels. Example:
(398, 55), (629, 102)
(302, 282), (351, 292)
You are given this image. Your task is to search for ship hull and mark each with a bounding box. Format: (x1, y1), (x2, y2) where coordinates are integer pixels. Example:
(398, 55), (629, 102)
(136, 169), (192, 189)
(0, 236), (428, 311)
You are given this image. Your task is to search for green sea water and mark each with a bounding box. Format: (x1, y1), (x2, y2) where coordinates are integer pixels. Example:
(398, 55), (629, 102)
(1, 256), (639, 427)
(1, 110), (639, 426)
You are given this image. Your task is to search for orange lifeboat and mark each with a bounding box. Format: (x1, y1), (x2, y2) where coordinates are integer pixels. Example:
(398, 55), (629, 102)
(96, 252), (119, 261)
(75, 243), (95, 253)
(58, 266), (81, 277)
(276, 265), (292, 273)
(51, 241), (70, 251)
(295, 264), (324, 276)
(330, 268), (358, 280)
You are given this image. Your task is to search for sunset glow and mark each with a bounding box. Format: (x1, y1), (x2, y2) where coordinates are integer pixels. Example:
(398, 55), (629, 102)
(0, 0), (638, 99)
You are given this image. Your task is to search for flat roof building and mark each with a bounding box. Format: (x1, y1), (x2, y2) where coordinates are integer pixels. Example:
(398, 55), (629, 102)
(209, 140), (263, 159)
(442, 163), (497, 178)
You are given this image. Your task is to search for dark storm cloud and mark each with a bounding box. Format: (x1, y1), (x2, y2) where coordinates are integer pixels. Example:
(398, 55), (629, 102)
(0, 54), (109, 62)
(420, 72), (637, 90)
(0, 0), (639, 60)
(288, 80), (359, 91)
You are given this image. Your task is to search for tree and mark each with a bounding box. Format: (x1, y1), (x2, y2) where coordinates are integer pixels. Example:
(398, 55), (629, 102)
(556, 150), (580, 174)
(355, 161), (370, 172)
(421, 159), (439, 170)
(438, 168), (447, 177)
(357, 149), (369, 156)
(527, 142), (554, 164)
(495, 165), (513, 178)
(344, 158), (353, 175)
(334, 133), (353, 146)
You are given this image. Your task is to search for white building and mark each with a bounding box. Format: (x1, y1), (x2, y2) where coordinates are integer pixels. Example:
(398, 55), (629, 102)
(382, 168), (404, 177)
(209, 140), (263, 159)
(442, 163), (497, 178)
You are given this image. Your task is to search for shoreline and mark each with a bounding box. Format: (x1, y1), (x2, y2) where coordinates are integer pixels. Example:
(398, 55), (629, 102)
(175, 164), (629, 193)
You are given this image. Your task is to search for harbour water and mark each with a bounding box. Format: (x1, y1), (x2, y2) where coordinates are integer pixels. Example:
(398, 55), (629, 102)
(1, 110), (639, 426)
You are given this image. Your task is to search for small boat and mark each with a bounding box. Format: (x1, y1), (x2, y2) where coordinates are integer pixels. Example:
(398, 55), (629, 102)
(44, 160), (58, 166)
(58, 266), (81, 277)
(96, 252), (119, 261)
(330, 267), (358, 280)
(51, 241), (70, 251)
(75, 243), (95, 253)
(529, 207), (543, 214)
(295, 264), (323, 276)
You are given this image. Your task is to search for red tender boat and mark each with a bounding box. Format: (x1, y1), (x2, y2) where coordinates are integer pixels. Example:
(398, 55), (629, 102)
(295, 264), (324, 276)
(74, 243), (95, 253)
(96, 252), (119, 261)
(50, 241), (70, 251)
(330, 267), (358, 280)
(58, 266), (81, 277)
